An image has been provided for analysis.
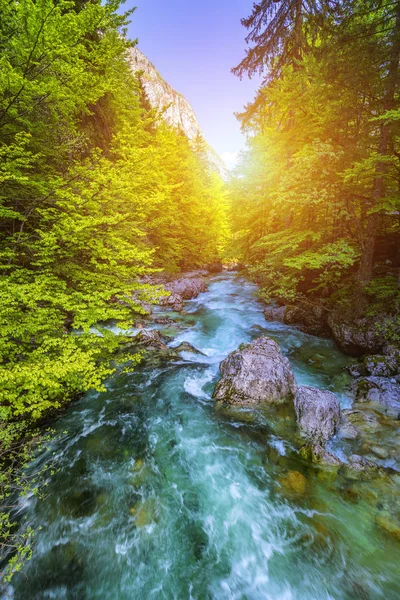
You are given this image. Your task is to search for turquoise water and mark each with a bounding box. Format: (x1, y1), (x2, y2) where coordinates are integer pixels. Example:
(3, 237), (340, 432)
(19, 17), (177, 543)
(4, 275), (400, 599)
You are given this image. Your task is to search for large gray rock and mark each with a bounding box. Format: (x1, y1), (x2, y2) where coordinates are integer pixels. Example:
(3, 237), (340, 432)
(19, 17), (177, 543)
(164, 277), (207, 300)
(356, 377), (400, 417)
(363, 352), (400, 377)
(284, 303), (330, 337)
(213, 336), (296, 405)
(294, 385), (341, 443)
(328, 316), (382, 356)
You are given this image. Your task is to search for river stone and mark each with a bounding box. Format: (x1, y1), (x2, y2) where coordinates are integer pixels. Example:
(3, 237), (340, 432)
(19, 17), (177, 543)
(173, 341), (204, 355)
(294, 386), (341, 443)
(133, 329), (169, 350)
(363, 354), (400, 377)
(164, 277), (207, 300)
(341, 409), (380, 433)
(340, 455), (379, 480)
(375, 511), (400, 542)
(207, 261), (223, 274)
(278, 470), (308, 496)
(160, 292), (183, 312)
(264, 305), (286, 322)
(356, 377), (400, 417)
(300, 443), (342, 467)
(284, 303), (330, 337)
(338, 415), (359, 440)
(327, 315), (382, 356)
(212, 336), (296, 405)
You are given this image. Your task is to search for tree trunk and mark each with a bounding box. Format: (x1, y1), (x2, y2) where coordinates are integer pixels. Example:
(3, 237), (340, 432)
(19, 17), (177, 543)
(294, 0), (303, 63)
(357, 1), (400, 285)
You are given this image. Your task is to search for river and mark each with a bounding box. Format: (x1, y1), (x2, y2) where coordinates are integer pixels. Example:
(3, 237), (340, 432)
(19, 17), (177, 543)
(4, 274), (400, 599)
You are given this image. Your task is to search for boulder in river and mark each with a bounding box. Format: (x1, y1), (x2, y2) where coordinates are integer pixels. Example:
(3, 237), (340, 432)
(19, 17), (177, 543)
(133, 329), (169, 350)
(294, 385), (341, 443)
(160, 292), (183, 312)
(164, 277), (207, 300)
(284, 303), (330, 337)
(341, 409), (380, 434)
(355, 377), (400, 417)
(213, 336), (297, 405)
(173, 341), (204, 355)
(264, 305), (286, 322)
(327, 315), (383, 356)
(206, 261), (223, 274)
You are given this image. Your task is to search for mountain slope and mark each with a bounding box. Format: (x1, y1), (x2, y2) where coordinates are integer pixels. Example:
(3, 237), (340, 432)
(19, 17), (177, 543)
(128, 47), (228, 179)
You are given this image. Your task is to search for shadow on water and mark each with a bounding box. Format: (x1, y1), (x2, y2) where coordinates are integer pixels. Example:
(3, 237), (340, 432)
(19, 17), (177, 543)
(4, 274), (400, 600)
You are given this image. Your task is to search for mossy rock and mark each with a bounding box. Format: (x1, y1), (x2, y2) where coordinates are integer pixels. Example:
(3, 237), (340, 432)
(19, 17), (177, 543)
(278, 470), (308, 496)
(130, 497), (159, 527)
(375, 511), (400, 542)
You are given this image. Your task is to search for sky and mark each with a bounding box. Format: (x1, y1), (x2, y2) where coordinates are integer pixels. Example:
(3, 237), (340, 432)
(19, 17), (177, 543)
(124, 0), (262, 168)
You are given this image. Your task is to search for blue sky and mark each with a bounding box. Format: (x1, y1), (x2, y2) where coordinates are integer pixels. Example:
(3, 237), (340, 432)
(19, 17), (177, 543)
(124, 0), (261, 167)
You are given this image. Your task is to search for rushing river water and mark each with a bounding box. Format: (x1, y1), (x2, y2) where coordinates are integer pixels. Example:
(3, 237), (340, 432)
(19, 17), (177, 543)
(4, 274), (400, 599)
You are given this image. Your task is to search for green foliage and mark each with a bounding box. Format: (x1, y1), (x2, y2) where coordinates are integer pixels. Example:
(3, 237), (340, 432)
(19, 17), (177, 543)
(230, 0), (400, 314)
(365, 277), (400, 316)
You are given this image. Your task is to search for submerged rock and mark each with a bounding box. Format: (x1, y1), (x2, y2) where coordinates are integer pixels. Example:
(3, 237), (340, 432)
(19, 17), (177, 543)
(340, 454), (379, 480)
(356, 377), (400, 416)
(300, 444), (341, 467)
(375, 511), (400, 542)
(278, 470), (308, 496)
(213, 336), (296, 405)
(294, 385), (341, 443)
(341, 409), (380, 433)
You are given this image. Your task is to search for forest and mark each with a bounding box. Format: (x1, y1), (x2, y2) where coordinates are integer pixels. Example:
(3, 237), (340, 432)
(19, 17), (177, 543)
(0, 0), (399, 593)
(230, 0), (400, 331)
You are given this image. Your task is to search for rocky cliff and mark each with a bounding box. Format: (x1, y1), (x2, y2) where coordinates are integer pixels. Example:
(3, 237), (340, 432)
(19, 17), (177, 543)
(128, 47), (228, 179)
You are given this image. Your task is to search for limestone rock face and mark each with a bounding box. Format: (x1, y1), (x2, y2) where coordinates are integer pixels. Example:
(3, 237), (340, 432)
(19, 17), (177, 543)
(128, 48), (228, 179)
(294, 385), (341, 443)
(212, 336), (297, 405)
